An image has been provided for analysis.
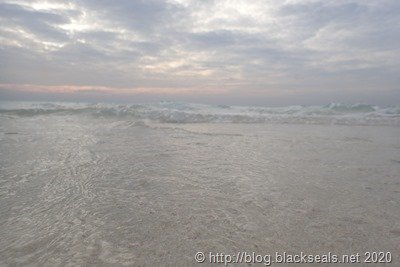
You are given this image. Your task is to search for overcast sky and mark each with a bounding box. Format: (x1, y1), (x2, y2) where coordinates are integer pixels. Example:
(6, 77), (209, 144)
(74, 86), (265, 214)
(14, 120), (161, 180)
(0, 0), (399, 105)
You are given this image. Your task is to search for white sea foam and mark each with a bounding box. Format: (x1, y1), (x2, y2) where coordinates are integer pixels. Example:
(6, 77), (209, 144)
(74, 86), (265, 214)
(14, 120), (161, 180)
(0, 101), (399, 126)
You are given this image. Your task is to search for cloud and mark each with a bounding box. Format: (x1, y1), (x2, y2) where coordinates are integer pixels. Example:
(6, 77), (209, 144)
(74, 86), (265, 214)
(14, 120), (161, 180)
(0, 0), (399, 104)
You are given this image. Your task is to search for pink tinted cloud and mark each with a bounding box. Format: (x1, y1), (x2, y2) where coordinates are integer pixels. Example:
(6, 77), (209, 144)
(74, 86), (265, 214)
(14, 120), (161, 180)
(0, 84), (230, 95)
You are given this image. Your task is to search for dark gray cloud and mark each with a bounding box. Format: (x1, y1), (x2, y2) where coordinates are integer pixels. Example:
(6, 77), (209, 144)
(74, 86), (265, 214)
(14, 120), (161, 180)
(0, 0), (399, 105)
(0, 2), (71, 41)
(81, 0), (184, 33)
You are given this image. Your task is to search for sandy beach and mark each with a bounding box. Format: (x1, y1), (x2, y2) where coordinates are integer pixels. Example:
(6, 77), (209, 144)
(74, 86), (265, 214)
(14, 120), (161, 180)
(0, 102), (399, 265)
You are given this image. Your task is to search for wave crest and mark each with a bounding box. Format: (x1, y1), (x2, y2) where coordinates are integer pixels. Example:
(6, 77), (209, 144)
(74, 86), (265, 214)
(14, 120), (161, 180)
(0, 101), (399, 126)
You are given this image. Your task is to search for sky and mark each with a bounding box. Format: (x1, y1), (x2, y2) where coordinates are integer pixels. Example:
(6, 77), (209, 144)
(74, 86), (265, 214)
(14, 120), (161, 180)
(0, 0), (399, 106)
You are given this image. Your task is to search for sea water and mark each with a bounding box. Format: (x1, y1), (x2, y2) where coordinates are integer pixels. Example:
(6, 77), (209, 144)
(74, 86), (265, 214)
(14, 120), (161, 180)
(0, 101), (399, 265)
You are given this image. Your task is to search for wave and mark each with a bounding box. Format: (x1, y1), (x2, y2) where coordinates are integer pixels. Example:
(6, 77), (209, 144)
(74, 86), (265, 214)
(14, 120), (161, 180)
(0, 101), (399, 126)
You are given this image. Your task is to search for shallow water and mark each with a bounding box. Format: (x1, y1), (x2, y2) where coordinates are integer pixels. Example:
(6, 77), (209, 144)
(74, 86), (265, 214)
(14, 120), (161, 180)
(0, 103), (399, 266)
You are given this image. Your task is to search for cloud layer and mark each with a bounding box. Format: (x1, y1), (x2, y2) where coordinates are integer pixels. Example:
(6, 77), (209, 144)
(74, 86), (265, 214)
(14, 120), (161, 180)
(1, 0), (399, 104)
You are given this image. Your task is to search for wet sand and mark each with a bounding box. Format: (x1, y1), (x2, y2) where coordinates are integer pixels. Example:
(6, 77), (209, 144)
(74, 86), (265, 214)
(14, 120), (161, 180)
(0, 114), (399, 266)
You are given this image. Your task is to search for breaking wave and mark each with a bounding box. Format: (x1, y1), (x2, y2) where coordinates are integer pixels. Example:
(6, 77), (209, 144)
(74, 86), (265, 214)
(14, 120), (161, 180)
(0, 101), (399, 126)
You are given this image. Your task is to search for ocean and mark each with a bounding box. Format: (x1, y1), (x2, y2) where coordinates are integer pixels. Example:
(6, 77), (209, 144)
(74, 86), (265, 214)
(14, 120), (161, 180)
(0, 101), (399, 265)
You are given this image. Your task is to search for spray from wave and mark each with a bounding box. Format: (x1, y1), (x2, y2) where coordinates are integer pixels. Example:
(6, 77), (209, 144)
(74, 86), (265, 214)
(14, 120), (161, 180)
(0, 101), (399, 126)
